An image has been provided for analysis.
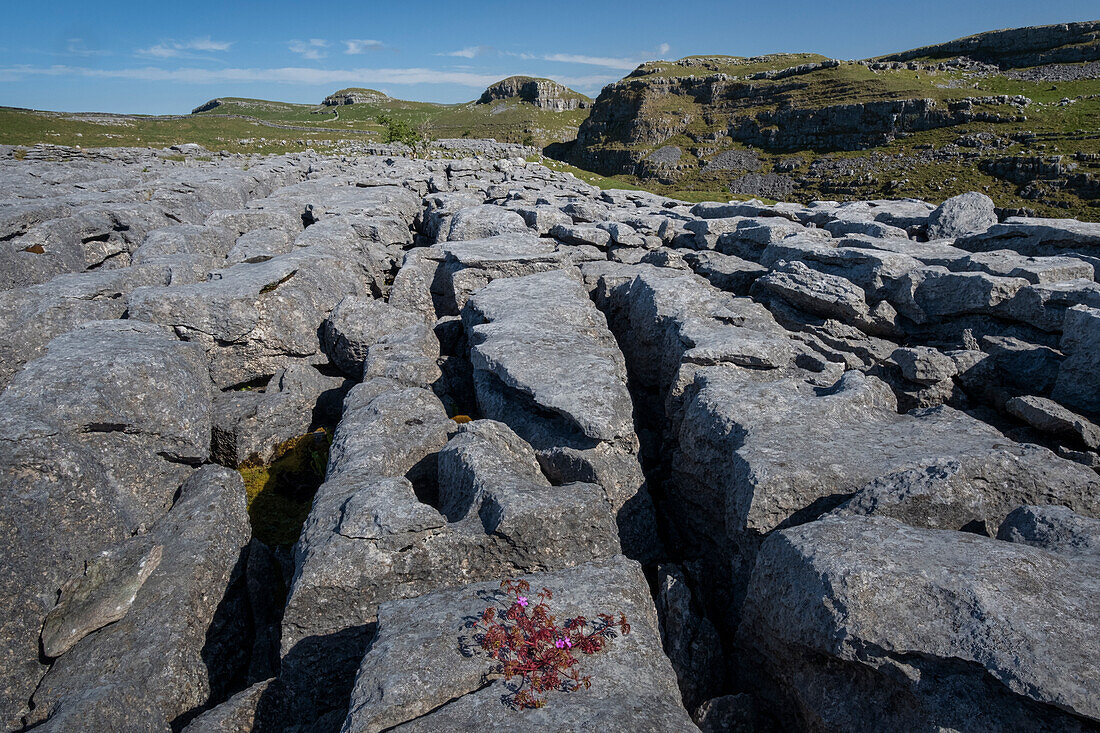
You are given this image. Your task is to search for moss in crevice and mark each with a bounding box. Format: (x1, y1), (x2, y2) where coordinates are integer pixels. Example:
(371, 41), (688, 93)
(238, 428), (331, 547)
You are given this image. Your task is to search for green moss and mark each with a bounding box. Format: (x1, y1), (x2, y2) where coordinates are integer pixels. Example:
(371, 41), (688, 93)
(238, 429), (331, 547)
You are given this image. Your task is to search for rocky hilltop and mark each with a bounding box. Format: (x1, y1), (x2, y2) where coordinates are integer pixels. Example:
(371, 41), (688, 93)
(0, 140), (1098, 733)
(322, 88), (392, 106)
(478, 75), (591, 111)
(568, 20), (1100, 218)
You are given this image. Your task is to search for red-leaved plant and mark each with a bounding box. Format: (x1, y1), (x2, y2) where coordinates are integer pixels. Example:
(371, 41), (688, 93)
(471, 578), (630, 709)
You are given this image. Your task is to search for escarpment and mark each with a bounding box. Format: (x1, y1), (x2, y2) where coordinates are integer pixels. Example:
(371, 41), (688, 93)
(0, 139), (1098, 733)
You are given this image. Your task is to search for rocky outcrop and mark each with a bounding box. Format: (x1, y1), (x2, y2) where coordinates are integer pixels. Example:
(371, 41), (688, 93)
(322, 88), (391, 106)
(876, 20), (1100, 68)
(738, 515), (1100, 732)
(478, 76), (590, 111)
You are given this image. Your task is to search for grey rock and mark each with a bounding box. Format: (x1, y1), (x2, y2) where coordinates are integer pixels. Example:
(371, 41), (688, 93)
(28, 466), (252, 731)
(436, 234), (581, 315)
(444, 204), (530, 242)
(128, 247), (376, 387)
(226, 226), (294, 265)
(212, 363), (348, 467)
(0, 263), (176, 388)
(1003, 278), (1100, 332)
(738, 515), (1100, 732)
(891, 266), (1029, 323)
(463, 269), (658, 560)
(40, 544), (163, 659)
(0, 319), (213, 727)
(957, 216), (1100, 257)
(694, 694), (755, 733)
(686, 249), (765, 292)
(1006, 395), (1100, 449)
(1052, 305), (1100, 412)
(282, 405), (618, 722)
(551, 222), (613, 248)
(322, 295), (440, 384)
(957, 249), (1094, 284)
(657, 565), (725, 710)
(671, 368), (1100, 620)
(890, 345), (958, 384)
(754, 261), (896, 336)
(132, 224), (236, 264)
(181, 679), (290, 733)
(997, 504), (1100, 558)
(926, 191), (997, 239)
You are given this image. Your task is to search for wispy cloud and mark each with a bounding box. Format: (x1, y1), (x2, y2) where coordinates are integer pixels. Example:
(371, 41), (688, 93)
(535, 53), (640, 70)
(0, 63), (617, 92)
(508, 44), (672, 70)
(66, 38), (111, 57)
(442, 45), (493, 59)
(288, 39), (329, 60)
(344, 39), (383, 54)
(136, 37), (232, 59)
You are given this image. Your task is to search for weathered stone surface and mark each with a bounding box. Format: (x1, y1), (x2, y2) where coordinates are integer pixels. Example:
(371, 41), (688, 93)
(0, 263), (178, 388)
(212, 363), (348, 467)
(181, 678), (290, 733)
(444, 204), (530, 241)
(997, 505), (1100, 558)
(1006, 394), (1100, 448)
(891, 266), (1029, 323)
(738, 516), (1100, 732)
(341, 556), (698, 733)
(463, 269), (659, 560)
(926, 191), (997, 239)
(957, 216), (1100, 257)
(27, 466), (251, 731)
(282, 408), (618, 723)
(322, 295), (440, 384)
(657, 564), (725, 710)
(754, 260), (896, 335)
(435, 234), (581, 314)
(890, 345), (958, 384)
(129, 248), (376, 387)
(671, 367), (1100, 620)
(1052, 305), (1100, 412)
(40, 543), (163, 659)
(6, 144), (1100, 733)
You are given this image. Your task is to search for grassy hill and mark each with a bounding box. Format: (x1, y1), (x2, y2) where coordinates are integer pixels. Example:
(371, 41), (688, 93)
(567, 22), (1100, 218)
(191, 83), (589, 147)
(0, 77), (592, 156)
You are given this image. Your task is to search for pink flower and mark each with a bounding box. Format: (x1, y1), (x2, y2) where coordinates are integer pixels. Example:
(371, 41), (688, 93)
(555, 637), (572, 649)
(516, 596), (529, 608)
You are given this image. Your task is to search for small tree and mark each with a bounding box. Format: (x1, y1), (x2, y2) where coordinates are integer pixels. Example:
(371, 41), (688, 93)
(375, 114), (422, 148)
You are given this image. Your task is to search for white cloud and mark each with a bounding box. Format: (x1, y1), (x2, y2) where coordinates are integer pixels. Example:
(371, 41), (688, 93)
(288, 39), (329, 60)
(0, 63), (619, 93)
(66, 38), (111, 57)
(443, 45), (492, 59)
(537, 53), (639, 70)
(136, 37), (232, 59)
(658, 43), (670, 56)
(344, 39), (383, 54)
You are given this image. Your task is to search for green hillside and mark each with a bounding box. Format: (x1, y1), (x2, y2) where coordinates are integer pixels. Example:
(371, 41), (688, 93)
(568, 22), (1100, 219)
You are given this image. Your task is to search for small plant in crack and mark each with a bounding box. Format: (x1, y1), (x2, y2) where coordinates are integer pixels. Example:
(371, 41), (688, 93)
(469, 578), (629, 709)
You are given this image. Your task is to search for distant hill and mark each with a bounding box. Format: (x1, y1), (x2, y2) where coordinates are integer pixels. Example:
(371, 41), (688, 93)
(478, 76), (590, 111)
(567, 21), (1100, 218)
(186, 79), (592, 147)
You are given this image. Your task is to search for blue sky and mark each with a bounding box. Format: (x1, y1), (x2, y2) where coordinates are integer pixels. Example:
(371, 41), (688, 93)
(1, 0), (1097, 114)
